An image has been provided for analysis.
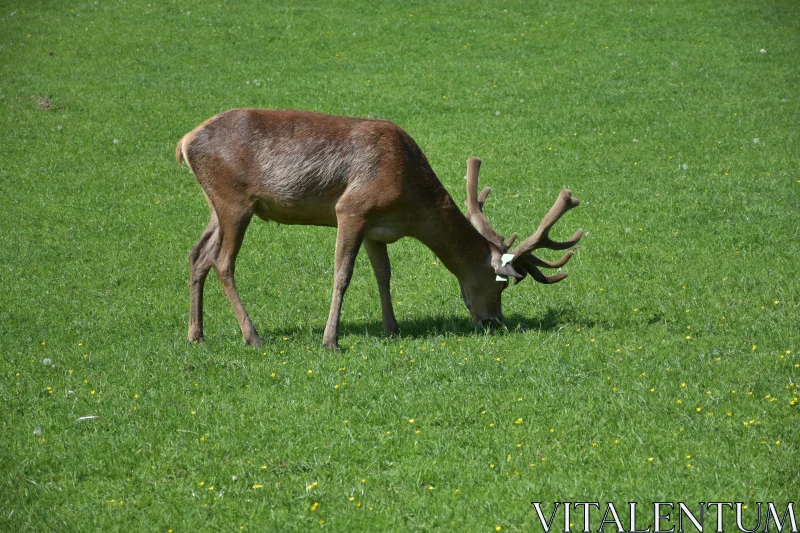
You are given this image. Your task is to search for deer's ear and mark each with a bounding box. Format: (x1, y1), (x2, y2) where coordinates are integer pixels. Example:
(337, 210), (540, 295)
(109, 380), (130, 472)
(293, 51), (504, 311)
(495, 262), (524, 281)
(490, 246), (523, 281)
(491, 249), (523, 280)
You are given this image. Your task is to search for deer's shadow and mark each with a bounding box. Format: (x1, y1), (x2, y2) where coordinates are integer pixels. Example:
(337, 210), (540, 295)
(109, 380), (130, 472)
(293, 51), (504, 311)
(267, 305), (596, 342)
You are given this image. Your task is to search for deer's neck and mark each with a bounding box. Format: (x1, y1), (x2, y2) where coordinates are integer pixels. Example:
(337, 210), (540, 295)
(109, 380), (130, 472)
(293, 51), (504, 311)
(412, 197), (493, 284)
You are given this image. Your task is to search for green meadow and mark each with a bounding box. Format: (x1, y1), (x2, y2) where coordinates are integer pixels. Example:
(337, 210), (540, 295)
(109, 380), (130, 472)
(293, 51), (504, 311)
(1, 0), (798, 531)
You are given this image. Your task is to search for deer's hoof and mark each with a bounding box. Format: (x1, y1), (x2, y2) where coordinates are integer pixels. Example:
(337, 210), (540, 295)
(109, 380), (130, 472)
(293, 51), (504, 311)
(244, 336), (263, 348)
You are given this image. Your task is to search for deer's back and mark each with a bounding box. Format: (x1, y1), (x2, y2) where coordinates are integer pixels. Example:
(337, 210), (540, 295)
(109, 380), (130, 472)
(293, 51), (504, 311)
(182, 109), (446, 228)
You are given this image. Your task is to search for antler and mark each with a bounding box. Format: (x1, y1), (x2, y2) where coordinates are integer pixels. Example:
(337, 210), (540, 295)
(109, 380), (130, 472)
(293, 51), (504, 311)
(465, 157), (508, 251)
(464, 158), (582, 284)
(510, 189), (583, 284)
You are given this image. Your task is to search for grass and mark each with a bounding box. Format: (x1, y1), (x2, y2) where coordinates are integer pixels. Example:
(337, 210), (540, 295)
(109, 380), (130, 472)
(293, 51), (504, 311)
(1, 0), (798, 531)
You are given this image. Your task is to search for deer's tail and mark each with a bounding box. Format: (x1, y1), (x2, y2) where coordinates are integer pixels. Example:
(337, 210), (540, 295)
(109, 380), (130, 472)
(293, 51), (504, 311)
(176, 134), (199, 176)
(176, 136), (187, 166)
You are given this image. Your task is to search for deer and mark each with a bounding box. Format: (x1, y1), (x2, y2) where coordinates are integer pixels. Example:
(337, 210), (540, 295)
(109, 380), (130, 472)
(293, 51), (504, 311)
(176, 109), (583, 350)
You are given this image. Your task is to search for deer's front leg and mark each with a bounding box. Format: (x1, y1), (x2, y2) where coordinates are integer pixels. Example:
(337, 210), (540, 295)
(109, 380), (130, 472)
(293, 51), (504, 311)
(323, 216), (365, 349)
(364, 239), (399, 337)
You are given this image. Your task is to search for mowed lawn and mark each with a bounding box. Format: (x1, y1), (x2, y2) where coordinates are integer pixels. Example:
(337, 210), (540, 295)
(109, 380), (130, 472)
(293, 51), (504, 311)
(1, 0), (798, 531)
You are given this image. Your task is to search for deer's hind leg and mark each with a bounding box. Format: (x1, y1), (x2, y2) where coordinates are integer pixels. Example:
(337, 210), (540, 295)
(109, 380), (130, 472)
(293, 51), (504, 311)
(188, 200), (261, 347)
(188, 213), (218, 344)
(212, 203), (261, 347)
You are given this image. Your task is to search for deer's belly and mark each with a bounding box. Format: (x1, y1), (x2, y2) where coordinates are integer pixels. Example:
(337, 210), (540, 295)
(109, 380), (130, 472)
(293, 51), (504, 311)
(365, 224), (404, 244)
(253, 198), (338, 227)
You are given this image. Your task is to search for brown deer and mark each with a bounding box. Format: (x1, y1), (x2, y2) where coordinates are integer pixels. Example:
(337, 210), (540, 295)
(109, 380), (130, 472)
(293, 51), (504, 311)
(176, 109), (583, 349)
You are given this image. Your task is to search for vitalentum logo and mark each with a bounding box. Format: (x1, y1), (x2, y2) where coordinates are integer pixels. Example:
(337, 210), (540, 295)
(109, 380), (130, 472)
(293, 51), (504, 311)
(530, 502), (798, 533)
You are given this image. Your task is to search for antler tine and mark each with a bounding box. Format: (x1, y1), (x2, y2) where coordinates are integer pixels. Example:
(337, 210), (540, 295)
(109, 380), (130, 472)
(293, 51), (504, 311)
(512, 189), (583, 257)
(477, 186), (492, 210)
(510, 254), (572, 285)
(505, 232), (518, 249)
(529, 250), (575, 269)
(465, 158), (507, 250)
(465, 157), (481, 205)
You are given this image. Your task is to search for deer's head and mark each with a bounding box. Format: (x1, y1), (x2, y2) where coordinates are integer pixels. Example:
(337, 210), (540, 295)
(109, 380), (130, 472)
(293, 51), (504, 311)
(460, 157), (584, 327)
